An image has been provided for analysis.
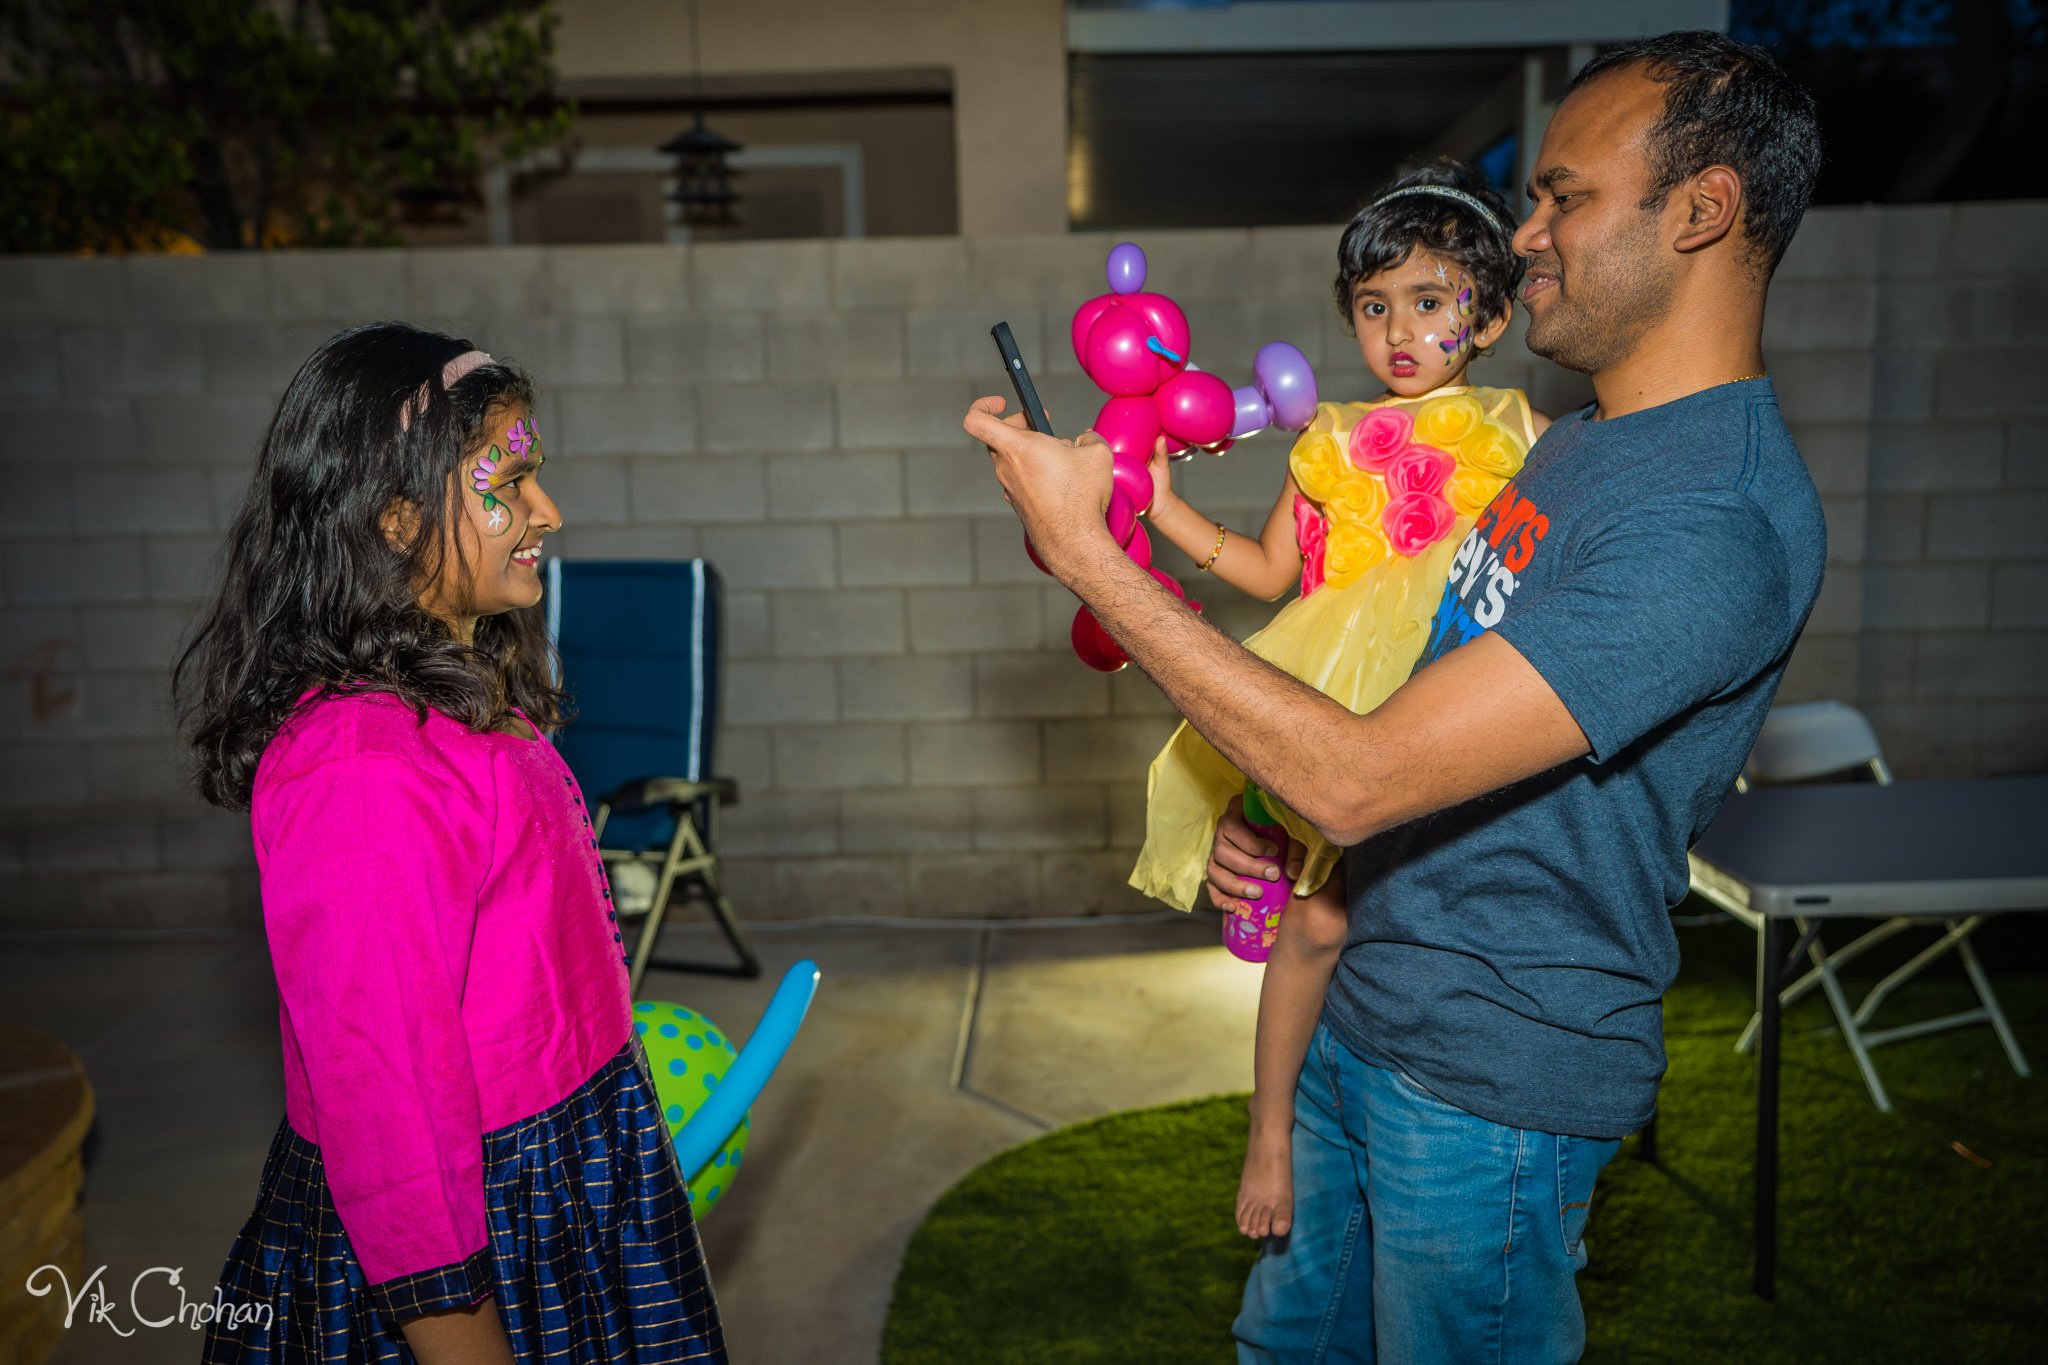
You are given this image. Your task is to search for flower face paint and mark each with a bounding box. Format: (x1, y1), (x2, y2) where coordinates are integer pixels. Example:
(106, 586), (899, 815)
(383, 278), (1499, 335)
(471, 416), (544, 536)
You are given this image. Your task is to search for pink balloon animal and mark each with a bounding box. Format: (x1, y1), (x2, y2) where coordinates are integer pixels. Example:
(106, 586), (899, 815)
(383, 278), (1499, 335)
(1032, 242), (1320, 672)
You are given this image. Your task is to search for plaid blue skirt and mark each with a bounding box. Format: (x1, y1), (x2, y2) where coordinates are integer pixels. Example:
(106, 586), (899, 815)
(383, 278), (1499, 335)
(203, 1044), (727, 1362)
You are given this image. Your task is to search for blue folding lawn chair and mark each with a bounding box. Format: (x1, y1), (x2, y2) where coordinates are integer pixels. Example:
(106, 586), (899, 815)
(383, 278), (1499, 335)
(545, 559), (760, 991)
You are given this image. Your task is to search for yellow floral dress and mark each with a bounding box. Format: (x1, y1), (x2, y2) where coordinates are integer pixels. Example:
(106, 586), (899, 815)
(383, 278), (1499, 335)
(1128, 385), (1536, 912)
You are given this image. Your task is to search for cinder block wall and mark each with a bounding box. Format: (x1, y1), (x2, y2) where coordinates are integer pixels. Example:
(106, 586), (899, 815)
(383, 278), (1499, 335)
(1, 204), (2042, 932)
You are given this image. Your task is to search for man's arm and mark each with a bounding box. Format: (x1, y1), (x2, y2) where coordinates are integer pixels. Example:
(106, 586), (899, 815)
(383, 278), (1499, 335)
(1061, 530), (1587, 846)
(965, 398), (1590, 848)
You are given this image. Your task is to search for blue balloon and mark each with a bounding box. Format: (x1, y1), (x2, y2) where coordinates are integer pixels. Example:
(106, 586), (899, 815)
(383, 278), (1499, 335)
(670, 960), (821, 1178)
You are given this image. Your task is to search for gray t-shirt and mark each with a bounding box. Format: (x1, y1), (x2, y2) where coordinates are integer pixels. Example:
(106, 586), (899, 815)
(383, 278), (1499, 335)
(1322, 378), (1825, 1139)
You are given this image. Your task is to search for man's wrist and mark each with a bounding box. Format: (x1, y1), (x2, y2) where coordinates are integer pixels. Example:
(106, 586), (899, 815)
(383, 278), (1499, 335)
(1043, 519), (1132, 590)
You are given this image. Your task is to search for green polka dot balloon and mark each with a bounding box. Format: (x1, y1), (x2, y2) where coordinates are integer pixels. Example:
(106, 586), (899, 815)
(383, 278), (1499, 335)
(634, 1000), (751, 1213)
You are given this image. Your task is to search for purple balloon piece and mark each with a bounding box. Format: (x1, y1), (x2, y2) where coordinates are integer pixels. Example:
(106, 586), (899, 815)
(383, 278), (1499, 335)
(1106, 242), (1147, 296)
(1229, 385), (1270, 440)
(1254, 342), (1319, 431)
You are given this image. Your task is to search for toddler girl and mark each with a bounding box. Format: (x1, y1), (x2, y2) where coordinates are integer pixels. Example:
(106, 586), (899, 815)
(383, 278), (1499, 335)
(177, 324), (727, 1362)
(1131, 161), (1547, 1240)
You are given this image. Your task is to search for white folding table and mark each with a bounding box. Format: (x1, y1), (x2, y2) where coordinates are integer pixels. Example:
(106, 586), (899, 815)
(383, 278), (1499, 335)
(1679, 775), (2048, 1298)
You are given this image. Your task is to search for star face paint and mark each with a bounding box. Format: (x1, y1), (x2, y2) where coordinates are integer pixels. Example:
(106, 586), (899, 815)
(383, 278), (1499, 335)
(470, 415), (544, 537)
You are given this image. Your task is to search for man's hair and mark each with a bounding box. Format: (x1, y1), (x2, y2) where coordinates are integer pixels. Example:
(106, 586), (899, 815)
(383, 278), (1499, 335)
(1569, 30), (1822, 274)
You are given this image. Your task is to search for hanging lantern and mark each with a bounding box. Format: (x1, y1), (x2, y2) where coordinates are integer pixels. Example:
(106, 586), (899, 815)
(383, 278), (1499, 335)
(660, 0), (741, 228)
(661, 113), (743, 226)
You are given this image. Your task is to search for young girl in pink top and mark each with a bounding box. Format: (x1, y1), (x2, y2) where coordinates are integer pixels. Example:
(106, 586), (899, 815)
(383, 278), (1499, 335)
(177, 323), (726, 1363)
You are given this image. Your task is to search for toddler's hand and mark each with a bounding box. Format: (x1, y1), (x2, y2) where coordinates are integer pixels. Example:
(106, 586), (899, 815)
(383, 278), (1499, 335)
(1146, 434), (1178, 512)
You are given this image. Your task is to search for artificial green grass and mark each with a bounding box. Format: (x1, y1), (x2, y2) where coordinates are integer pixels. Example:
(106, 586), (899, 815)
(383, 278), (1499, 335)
(883, 918), (2048, 1364)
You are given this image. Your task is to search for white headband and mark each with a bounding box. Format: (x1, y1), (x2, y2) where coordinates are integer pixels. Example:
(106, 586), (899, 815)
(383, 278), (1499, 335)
(1371, 185), (1515, 234)
(399, 349), (494, 432)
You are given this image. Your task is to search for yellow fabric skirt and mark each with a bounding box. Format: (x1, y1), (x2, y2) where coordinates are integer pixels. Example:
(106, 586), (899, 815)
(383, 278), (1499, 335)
(1127, 384), (1535, 913)
(1126, 521), (1471, 912)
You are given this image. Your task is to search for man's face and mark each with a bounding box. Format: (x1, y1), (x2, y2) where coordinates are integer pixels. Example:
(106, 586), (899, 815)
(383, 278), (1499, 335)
(1513, 69), (1681, 376)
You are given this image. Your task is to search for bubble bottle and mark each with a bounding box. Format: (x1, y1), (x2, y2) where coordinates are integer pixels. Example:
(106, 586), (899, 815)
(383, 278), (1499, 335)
(1223, 785), (1293, 962)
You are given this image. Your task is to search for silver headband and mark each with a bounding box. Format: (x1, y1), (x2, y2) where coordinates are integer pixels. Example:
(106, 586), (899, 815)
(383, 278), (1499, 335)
(1371, 185), (1514, 233)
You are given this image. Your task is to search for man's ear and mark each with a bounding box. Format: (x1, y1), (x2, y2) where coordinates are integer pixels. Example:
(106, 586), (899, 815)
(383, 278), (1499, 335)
(1674, 165), (1743, 254)
(379, 496), (421, 552)
(1475, 297), (1514, 352)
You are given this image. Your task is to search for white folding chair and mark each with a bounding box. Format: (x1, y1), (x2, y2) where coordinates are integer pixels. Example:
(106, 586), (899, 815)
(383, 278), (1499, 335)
(1694, 701), (2031, 1111)
(1732, 698), (1893, 794)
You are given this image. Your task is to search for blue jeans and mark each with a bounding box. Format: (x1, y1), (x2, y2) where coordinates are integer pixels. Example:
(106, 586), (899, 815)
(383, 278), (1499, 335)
(1234, 1023), (1620, 1365)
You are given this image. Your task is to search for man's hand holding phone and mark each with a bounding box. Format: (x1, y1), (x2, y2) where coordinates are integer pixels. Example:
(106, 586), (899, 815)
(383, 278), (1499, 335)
(968, 323), (1117, 582)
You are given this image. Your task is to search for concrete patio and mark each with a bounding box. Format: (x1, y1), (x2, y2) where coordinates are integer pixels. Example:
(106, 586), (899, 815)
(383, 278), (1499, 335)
(4, 914), (1259, 1364)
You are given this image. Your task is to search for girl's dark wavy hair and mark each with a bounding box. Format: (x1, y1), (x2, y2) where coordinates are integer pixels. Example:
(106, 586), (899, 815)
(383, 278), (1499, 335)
(1333, 158), (1524, 335)
(174, 321), (568, 811)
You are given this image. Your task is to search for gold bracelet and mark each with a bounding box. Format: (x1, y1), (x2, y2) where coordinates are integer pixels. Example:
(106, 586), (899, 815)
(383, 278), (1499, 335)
(1198, 523), (1227, 573)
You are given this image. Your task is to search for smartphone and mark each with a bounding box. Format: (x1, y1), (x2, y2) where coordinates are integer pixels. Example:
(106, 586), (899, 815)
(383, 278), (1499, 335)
(990, 321), (1054, 436)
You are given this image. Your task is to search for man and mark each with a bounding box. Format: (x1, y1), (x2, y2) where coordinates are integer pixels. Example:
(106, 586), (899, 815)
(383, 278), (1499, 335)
(965, 30), (1826, 1365)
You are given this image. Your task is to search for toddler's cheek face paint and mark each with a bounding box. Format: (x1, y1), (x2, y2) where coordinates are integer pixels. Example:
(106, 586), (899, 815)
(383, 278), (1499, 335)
(1438, 270), (1477, 367)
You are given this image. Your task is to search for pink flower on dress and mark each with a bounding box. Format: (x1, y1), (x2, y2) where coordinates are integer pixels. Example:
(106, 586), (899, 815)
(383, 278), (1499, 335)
(1347, 405), (1414, 472)
(1294, 494), (1328, 596)
(1385, 443), (1455, 497)
(1382, 490), (1458, 556)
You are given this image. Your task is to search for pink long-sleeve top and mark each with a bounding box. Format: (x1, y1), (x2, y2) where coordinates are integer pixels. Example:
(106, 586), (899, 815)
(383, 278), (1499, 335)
(252, 690), (632, 1292)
